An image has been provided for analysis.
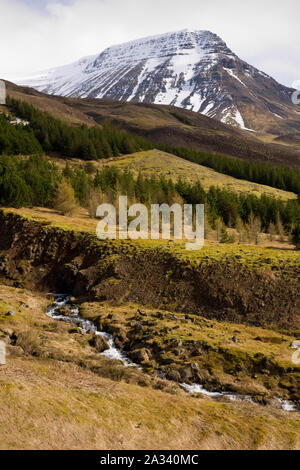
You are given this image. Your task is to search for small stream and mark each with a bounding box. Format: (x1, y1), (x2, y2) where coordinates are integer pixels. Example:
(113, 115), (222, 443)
(46, 295), (139, 368)
(46, 295), (298, 412)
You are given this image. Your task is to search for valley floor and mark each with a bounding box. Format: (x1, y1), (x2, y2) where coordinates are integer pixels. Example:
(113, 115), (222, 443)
(0, 208), (299, 450)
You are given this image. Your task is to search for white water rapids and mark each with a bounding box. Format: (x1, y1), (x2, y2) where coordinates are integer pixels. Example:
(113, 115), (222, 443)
(46, 294), (139, 367)
(46, 295), (298, 412)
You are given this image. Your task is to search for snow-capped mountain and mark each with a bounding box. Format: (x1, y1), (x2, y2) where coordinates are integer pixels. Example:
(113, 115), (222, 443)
(14, 29), (298, 132)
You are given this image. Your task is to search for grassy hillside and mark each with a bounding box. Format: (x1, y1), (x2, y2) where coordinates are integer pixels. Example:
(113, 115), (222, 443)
(50, 149), (297, 200)
(1, 83), (300, 452)
(4, 88), (300, 197)
(0, 284), (299, 450)
(5, 80), (300, 168)
(4, 207), (300, 277)
(59, 98), (300, 168)
(5, 82), (94, 126)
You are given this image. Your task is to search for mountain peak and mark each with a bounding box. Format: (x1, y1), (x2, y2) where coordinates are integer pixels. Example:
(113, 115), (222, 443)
(99, 28), (230, 57)
(13, 30), (297, 133)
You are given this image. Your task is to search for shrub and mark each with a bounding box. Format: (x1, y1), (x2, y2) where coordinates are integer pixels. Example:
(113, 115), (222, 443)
(16, 330), (41, 356)
(220, 226), (235, 244)
(54, 179), (78, 216)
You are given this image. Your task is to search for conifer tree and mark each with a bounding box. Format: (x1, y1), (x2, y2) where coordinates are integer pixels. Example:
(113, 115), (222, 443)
(54, 179), (78, 216)
(292, 224), (300, 249)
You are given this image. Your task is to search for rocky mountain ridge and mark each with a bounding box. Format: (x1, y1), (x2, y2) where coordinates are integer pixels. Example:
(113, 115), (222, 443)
(13, 29), (300, 136)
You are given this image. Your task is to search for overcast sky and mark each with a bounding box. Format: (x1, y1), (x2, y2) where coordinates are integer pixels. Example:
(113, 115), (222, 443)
(1, 0), (299, 87)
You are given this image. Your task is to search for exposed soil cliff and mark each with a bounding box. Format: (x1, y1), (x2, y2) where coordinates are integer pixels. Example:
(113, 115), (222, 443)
(0, 211), (299, 330)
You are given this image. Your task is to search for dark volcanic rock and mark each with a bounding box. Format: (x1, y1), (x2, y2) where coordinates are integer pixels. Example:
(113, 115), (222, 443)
(0, 211), (299, 330)
(88, 334), (109, 353)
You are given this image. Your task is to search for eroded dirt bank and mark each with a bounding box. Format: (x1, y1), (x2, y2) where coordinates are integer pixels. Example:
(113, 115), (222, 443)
(0, 210), (299, 329)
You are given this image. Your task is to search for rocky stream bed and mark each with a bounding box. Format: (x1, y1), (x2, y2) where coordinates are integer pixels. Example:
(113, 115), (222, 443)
(46, 295), (298, 412)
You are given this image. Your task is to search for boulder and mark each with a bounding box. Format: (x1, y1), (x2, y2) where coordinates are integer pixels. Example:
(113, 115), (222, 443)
(171, 338), (183, 348)
(68, 328), (81, 334)
(166, 369), (181, 382)
(56, 306), (72, 317)
(114, 337), (123, 349)
(133, 322), (143, 332)
(161, 357), (175, 365)
(129, 348), (151, 364)
(174, 348), (185, 357)
(0, 327), (14, 337)
(179, 366), (194, 381)
(89, 335), (109, 353)
(7, 345), (24, 357)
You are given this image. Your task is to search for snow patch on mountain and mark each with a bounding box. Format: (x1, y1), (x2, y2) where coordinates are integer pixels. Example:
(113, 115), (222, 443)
(224, 67), (247, 88)
(12, 29), (297, 132)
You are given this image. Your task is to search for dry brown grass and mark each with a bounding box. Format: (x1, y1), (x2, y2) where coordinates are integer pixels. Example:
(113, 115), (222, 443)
(7, 82), (94, 126)
(1, 356), (299, 450)
(0, 285), (299, 450)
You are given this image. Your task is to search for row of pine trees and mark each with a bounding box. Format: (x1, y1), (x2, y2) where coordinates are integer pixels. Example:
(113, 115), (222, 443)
(0, 113), (42, 155)
(0, 98), (299, 246)
(7, 97), (152, 160)
(0, 155), (299, 245)
(4, 97), (300, 196)
(158, 144), (300, 195)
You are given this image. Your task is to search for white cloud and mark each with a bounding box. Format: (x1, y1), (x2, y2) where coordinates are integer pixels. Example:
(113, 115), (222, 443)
(0, 0), (299, 87)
